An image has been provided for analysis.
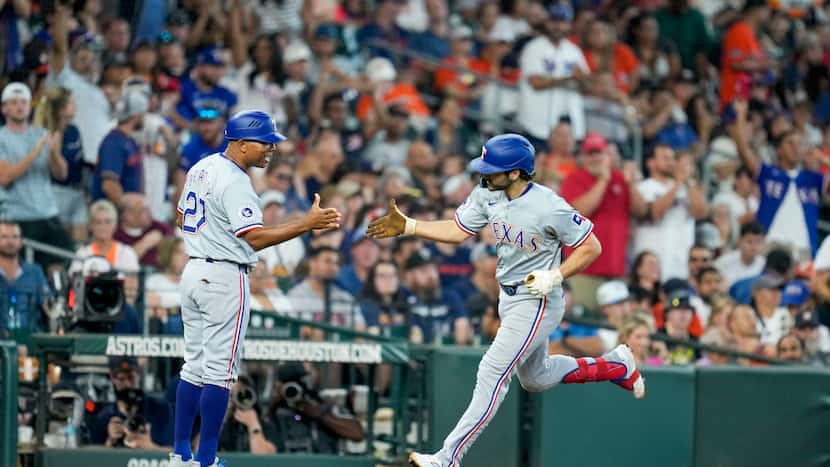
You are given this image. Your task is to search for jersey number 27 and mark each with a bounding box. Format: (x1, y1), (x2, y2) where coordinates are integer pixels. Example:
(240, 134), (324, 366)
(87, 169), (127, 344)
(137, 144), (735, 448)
(182, 191), (206, 233)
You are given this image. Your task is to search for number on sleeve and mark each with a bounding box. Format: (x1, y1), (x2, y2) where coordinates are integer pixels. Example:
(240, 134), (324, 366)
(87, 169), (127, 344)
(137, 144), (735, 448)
(182, 191), (206, 233)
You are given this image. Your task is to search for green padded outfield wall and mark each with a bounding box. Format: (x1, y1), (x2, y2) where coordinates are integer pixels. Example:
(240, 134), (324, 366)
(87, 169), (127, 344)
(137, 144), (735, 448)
(37, 448), (376, 467)
(694, 366), (830, 467)
(531, 366), (696, 467)
(0, 342), (17, 467)
(426, 347), (522, 467)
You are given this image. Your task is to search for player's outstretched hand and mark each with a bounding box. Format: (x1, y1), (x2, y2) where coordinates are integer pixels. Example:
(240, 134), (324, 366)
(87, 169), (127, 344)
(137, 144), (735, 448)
(366, 199), (407, 239)
(304, 193), (342, 232)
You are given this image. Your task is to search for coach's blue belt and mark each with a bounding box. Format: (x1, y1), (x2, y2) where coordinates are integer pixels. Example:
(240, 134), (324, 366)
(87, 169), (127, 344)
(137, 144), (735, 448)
(190, 257), (251, 274)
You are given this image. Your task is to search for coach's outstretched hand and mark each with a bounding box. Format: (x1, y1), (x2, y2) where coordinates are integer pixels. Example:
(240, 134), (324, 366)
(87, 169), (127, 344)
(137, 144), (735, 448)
(366, 199), (407, 239)
(304, 193), (343, 232)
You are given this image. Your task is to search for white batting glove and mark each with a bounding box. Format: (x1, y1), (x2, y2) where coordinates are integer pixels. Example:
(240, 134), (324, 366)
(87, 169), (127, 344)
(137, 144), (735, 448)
(525, 268), (563, 297)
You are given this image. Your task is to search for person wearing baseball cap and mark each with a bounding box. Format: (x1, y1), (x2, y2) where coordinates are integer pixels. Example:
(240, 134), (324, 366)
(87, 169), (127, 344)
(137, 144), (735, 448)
(657, 289), (701, 364)
(0, 82), (75, 270)
(750, 274), (791, 347)
(559, 132), (648, 310)
(517, 0), (590, 148)
(595, 281), (634, 352)
(790, 309), (830, 365)
(90, 88), (149, 204)
(47, 6), (111, 166)
(171, 47), (238, 129)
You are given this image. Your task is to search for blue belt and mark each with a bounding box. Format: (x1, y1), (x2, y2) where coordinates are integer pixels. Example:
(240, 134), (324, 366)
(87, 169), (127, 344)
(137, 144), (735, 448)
(500, 283), (522, 296)
(191, 257), (251, 274)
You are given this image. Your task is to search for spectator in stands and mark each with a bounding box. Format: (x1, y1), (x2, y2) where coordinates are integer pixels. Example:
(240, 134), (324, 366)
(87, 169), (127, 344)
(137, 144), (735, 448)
(451, 243), (499, 339)
(548, 281), (604, 357)
(776, 334), (806, 363)
(424, 98), (484, 160)
(434, 25), (486, 102)
(730, 247), (793, 305)
(403, 251), (472, 345)
(92, 357), (172, 450)
(535, 119), (577, 191)
(47, 5), (111, 166)
(407, 0), (450, 60)
(175, 106), (227, 199)
(581, 19), (639, 95)
(405, 141), (441, 202)
(0, 82), (72, 271)
(750, 274), (791, 350)
(654, 0), (712, 74)
(90, 89), (148, 205)
(629, 13), (681, 87)
(308, 91), (367, 168)
(814, 235), (830, 327)
(102, 17), (131, 63)
(337, 231), (380, 296)
(264, 157), (310, 214)
(145, 237), (185, 335)
(360, 260), (411, 337)
(719, 0), (775, 109)
(790, 309), (830, 366)
(686, 244), (714, 290)
(715, 221), (765, 289)
(634, 144), (709, 280)
(265, 362), (364, 454)
(219, 375), (277, 454)
(257, 191), (306, 278)
(0, 221), (50, 344)
(560, 132), (647, 310)
(594, 281), (634, 352)
(698, 328), (732, 366)
(170, 48), (238, 129)
(617, 313), (665, 366)
(357, 0), (409, 61)
(114, 193), (173, 269)
(691, 267), (724, 325)
(658, 289), (700, 365)
(295, 132), (345, 204)
(629, 250), (661, 307)
(287, 246), (366, 330)
(70, 200), (139, 303)
(249, 259), (294, 314)
(34, 86), (88, 244)
(362, 103), (414, 172)
(518, 2), (590, 147)
(729, 303), (768, 363)
(731, 98), (826, 262)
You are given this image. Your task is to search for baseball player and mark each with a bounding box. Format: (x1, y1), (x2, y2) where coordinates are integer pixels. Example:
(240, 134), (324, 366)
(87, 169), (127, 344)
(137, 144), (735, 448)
(366, 134), (645, 467)
(169, 111), (342, 467)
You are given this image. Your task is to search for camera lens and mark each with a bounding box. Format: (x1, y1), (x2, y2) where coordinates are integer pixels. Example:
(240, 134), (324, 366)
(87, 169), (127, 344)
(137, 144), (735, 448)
(125, 414), (146, 433)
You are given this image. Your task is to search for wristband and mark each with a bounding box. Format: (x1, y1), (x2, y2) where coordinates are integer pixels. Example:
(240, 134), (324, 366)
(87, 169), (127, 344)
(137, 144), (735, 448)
(250, 427), (262, 435)
(403, 216), (417, 236)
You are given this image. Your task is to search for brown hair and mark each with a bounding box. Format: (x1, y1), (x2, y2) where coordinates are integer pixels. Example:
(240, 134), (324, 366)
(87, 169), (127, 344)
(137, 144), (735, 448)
(34, 87), (72, 132)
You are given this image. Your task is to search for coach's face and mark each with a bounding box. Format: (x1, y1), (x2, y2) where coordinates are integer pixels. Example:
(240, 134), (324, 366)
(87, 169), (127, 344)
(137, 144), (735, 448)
(241, 140), (276, 168)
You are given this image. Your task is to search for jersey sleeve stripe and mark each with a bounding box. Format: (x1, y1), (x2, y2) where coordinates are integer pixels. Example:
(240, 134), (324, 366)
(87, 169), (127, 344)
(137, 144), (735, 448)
(234, 223), (263, 237)
(453, 212), (477, 236)
(568, 223), (594, 248)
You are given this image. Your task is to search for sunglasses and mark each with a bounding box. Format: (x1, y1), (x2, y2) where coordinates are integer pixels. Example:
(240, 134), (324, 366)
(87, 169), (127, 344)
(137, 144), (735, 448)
(689, 256), (711, 263)
(197, 108), (221, 120)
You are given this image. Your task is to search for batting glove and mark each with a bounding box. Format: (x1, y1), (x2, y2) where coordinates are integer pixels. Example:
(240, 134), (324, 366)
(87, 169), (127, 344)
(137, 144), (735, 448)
(525, 268), (563, 297)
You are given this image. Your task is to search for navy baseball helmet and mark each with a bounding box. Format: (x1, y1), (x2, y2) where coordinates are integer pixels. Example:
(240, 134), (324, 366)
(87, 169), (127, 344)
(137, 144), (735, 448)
(224, 110), (286, 144)
(468, 133), (536, 175)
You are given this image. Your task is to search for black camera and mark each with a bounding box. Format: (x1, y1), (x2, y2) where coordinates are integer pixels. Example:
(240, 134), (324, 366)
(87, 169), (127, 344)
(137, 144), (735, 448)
(281, 382), (305, 408)
(125, 414), (147, 434)
(232, 384), (257, 410)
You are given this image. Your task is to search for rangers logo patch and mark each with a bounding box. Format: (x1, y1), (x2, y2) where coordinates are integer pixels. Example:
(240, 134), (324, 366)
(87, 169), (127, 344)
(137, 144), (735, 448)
(572, 213), (585, 225)
(481, 146), (487, 159)
(238, 205), (256, 220)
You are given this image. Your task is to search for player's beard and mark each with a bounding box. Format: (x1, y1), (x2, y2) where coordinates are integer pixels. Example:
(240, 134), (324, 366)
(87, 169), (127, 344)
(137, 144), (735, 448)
(482, 174), (511, 191)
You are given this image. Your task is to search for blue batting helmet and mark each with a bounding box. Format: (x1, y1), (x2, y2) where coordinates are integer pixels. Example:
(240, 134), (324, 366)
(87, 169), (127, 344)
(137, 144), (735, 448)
(468, 134), (536, 175)
(224, 110), (286, 144)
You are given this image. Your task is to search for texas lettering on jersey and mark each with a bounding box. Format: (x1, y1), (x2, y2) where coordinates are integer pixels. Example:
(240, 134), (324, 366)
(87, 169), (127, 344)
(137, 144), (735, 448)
(491, 220), (542, 254)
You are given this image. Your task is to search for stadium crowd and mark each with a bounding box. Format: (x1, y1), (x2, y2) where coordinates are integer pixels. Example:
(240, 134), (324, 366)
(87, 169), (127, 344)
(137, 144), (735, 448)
(2, 0), (830, 455)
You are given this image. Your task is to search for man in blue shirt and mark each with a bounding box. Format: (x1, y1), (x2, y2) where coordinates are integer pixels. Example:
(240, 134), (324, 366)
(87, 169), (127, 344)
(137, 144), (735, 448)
(91, 89), (148, 204)
(336, 230), (381, 296)
(0, 221), (50, 347)
(731, 99), (828, 260)
(171, 48), (237, 129)
(402, 252), (472, 345)
(174, 107), (227, 200)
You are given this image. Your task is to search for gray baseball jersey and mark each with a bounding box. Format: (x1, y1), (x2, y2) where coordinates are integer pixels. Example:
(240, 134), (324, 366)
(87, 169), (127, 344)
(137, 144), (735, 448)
(177, 153), (263, 267)
(454, 183), (594, 284)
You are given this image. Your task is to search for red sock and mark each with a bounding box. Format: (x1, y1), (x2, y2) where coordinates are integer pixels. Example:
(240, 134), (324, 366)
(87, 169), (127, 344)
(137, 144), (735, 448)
(562, 357), (627, 384)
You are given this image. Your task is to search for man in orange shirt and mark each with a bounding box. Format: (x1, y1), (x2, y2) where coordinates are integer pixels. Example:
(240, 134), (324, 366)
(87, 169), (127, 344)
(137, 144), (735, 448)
(719, 0), (776, 108)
